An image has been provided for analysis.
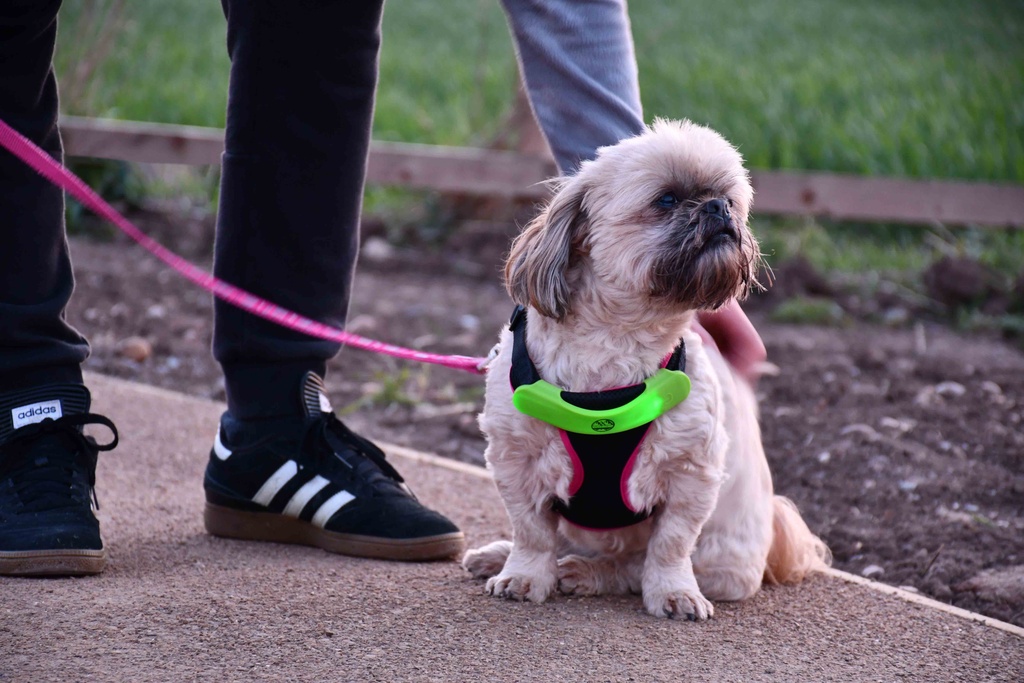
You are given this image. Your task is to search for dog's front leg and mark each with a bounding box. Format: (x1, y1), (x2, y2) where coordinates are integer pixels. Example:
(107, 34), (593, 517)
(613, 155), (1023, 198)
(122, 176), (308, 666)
(485, 493), (560, 603)
(642, 468), (722, 620)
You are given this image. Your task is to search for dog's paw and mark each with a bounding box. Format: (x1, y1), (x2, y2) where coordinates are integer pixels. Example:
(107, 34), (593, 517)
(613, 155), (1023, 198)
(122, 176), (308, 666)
(485, 571), (555, 603)
(557, 555), (602, 596)
(644, 585), (714, 621)
(462, 541), (513, 580)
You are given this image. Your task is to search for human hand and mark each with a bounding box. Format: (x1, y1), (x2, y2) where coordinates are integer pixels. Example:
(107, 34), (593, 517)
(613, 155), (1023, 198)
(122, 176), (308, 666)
(695, 300), (766, 385)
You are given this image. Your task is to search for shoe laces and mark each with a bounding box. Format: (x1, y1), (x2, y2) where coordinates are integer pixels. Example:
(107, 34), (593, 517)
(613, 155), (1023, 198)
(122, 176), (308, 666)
(0, 414), (118, 512)
(305, 413), (410, 496)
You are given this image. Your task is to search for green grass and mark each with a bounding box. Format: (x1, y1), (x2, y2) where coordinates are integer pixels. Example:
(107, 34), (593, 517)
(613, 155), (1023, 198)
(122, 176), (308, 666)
(635, 0), (1024, 183)
(769, 296), (848, 326)
(55, 0), (1024, 182)
(56, 1), (229, 127)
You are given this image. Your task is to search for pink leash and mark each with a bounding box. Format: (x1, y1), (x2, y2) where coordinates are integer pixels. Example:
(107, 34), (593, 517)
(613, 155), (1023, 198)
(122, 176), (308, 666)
(0, 117), (487, 374)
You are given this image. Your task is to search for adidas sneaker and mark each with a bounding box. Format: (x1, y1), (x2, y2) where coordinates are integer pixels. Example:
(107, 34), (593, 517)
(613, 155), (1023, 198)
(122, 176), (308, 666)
(203, 372), (465, 561)
(0, 384), (118, 576)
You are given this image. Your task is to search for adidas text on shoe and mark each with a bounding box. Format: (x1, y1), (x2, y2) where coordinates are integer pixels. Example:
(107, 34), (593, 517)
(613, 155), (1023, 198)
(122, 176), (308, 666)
(0, 384), (118, 576)
(203, 373), (465, 561)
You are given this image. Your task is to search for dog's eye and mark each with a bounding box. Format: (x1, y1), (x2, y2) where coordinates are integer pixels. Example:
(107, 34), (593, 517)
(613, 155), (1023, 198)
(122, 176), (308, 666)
(655, 192), (679, 208)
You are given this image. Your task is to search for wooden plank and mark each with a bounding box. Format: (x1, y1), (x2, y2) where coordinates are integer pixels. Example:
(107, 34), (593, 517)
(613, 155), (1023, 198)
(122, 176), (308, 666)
(60, 116), (556, 199)
(61, 116), (224, 166)
(59, 116), (1024, 227)
(367, 141), (555, 198)
(750, 171), (1024, 228)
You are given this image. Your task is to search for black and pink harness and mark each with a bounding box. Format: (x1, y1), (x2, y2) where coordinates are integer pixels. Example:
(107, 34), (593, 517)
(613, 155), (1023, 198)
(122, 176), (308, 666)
(508, 306), (687, 531)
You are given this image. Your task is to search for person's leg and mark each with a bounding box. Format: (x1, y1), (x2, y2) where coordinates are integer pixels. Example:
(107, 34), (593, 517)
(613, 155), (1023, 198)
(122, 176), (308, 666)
(500, 0), (644, 175)
(204, 0), (463, 560)
(0, 0), (87, 390)
(0, 0), (114, 576)
(213, 0), (382, 421)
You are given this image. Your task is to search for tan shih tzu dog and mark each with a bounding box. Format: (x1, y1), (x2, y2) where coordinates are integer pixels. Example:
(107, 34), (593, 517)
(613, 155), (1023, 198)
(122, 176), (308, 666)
(463, 119), (829, 620)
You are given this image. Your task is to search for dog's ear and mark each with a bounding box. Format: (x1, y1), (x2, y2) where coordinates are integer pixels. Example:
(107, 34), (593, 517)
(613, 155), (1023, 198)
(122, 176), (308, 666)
(504, 177), (587, 320)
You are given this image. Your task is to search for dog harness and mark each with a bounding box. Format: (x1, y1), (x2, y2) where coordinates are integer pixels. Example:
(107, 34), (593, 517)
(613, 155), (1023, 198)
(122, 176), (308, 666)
(507, 306), (690, 530)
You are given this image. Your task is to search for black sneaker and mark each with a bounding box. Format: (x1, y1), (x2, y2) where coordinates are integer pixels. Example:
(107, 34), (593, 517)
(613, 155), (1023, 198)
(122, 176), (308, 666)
(0, 384), (118, 576)
(203, 372), (465, 561)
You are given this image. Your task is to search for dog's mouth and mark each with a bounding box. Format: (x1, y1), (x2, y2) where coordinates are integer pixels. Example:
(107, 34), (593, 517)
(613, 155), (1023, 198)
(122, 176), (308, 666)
(704, 229), (738, 251)
(699, 218), (740, 251)
(647, 216), (755, 309)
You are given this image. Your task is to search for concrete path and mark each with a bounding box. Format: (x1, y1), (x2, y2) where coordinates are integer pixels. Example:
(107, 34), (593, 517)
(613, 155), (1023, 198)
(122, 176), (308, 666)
(2, 374), (1021, 682)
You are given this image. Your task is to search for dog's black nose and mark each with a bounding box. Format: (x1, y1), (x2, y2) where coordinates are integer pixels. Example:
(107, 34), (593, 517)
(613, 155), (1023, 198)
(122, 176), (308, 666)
(702, 198), (730, 218)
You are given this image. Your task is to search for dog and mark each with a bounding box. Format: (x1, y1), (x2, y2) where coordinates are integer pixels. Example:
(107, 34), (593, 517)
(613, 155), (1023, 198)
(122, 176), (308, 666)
(462, 119), (829, 619)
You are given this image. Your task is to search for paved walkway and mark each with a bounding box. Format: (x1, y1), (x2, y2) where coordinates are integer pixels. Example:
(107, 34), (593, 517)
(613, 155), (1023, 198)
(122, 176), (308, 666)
(2, 374), (1021, 682)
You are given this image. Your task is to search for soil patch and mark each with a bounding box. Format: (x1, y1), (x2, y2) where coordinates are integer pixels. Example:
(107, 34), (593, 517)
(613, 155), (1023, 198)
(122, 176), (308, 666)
(65, 211), (1024, 627)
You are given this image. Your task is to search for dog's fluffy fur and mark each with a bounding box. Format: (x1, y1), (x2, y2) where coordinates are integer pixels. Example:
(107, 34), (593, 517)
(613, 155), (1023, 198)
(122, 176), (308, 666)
(463, 119), (829, 619)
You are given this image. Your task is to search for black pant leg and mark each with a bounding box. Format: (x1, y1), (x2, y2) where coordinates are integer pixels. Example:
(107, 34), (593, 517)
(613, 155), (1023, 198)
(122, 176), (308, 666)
(0, 0), (87, 392)
(213, 0), (385, 419)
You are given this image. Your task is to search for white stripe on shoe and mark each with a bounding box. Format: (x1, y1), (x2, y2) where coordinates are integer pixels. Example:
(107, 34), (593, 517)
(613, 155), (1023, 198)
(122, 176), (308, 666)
(311, 490), (356, 528)
(213, 431), (233, 461)
(282, 475), (329, 518)
(252, 460), (299, 506)
(247, 460), (357, 525)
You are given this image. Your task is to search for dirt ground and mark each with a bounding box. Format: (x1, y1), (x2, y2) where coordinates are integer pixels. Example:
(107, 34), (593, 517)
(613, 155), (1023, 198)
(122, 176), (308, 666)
(65, 207), (1024, 627)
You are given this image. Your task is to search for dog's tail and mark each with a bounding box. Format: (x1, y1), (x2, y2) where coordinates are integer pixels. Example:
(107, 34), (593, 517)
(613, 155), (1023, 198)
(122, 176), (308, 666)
(764, 496), (831, 585)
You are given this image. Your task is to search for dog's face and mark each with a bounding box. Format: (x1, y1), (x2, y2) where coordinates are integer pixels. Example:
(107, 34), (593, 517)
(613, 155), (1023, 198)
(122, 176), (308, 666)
(506, 119), (760, 319)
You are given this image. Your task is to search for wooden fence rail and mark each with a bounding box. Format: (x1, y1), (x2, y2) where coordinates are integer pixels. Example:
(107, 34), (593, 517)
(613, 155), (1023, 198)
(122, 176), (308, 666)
(59, 116), (1024, 228)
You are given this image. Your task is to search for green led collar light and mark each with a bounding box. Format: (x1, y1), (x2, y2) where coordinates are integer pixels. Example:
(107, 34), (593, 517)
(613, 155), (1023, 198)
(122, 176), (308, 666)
(512, 368), (691, 435)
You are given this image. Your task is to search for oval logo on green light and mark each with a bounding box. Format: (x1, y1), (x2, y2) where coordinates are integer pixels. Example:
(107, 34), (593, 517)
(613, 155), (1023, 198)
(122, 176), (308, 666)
(591, 419), (615, 432)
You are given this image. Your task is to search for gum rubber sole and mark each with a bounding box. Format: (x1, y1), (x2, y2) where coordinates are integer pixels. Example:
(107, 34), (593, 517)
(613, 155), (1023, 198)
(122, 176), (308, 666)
(0, 548), (107, 576)
(204, 502), (466, 562)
